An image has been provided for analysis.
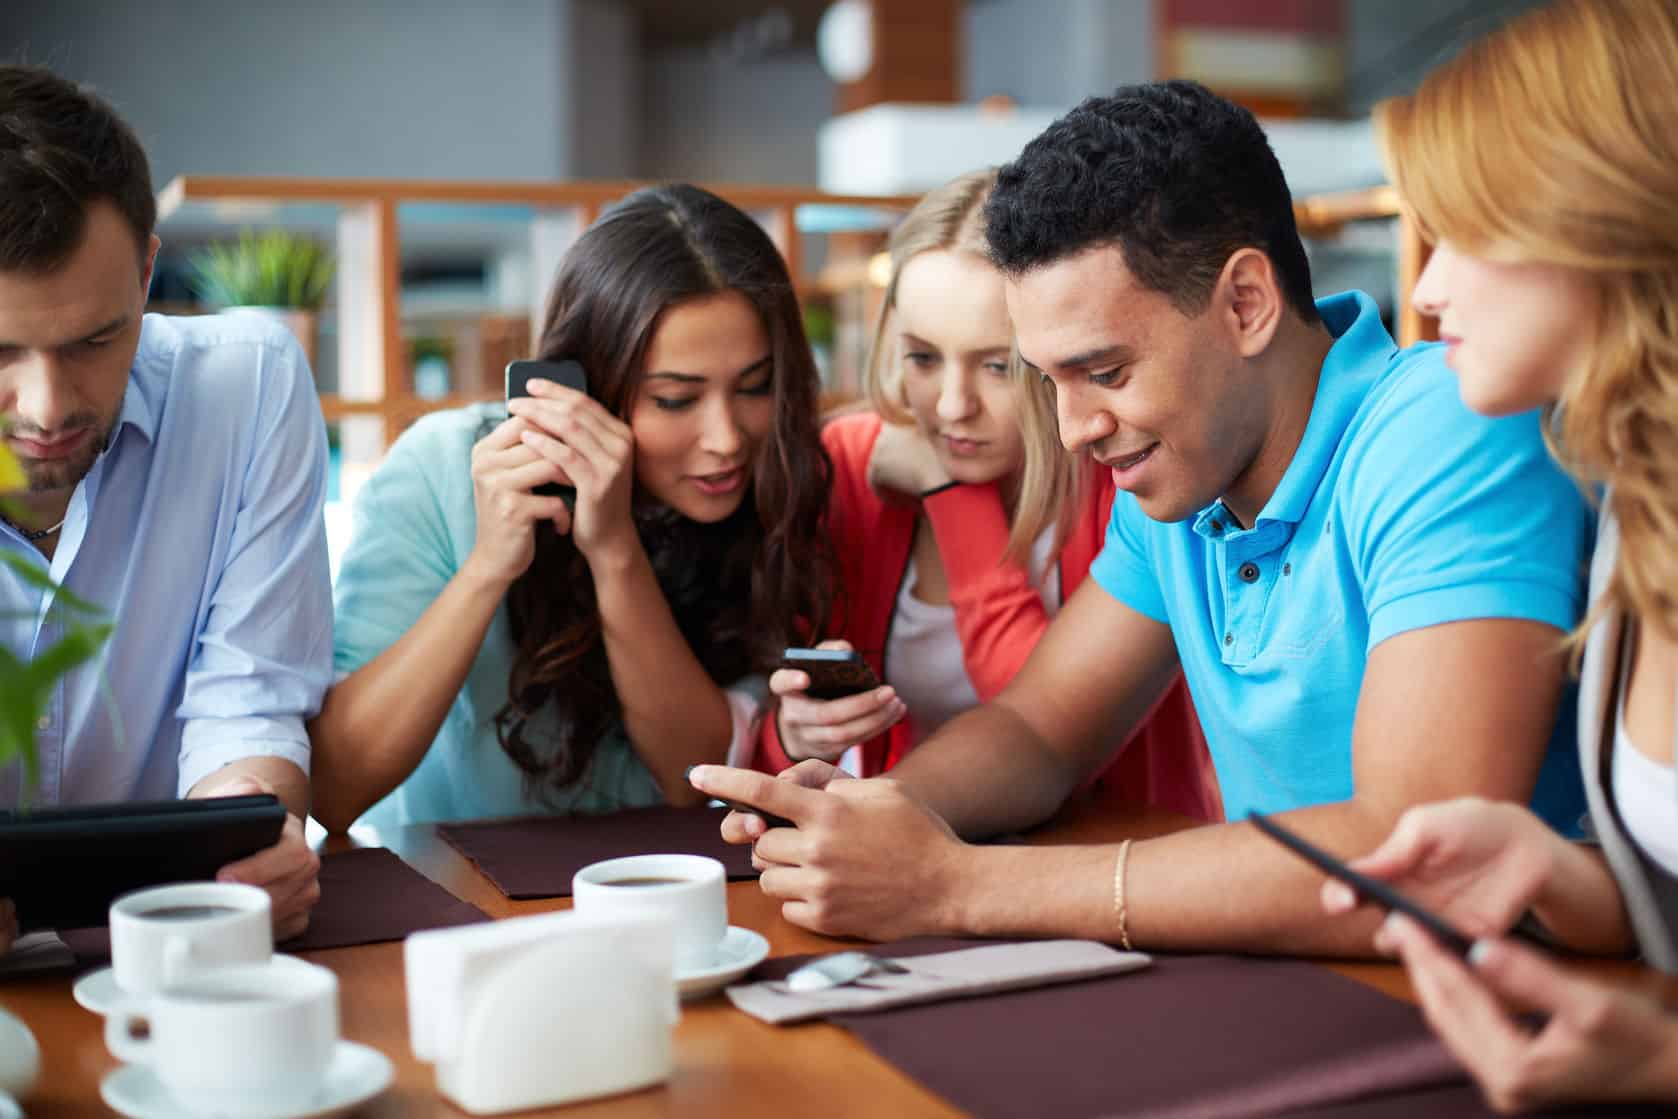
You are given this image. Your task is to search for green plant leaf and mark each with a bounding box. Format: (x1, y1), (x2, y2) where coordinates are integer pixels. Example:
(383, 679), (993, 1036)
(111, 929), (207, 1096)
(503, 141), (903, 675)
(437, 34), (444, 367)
(26, 624), (114, 690)
(0, 552), (104, 616)
(0, 645), (39, 784)
(0, 443), (22, 492)
(189, 229), (335, 310)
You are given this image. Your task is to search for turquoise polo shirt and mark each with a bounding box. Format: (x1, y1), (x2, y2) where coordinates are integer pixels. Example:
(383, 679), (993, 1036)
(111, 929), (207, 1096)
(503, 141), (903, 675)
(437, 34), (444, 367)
(1090, 292), (1589, 830)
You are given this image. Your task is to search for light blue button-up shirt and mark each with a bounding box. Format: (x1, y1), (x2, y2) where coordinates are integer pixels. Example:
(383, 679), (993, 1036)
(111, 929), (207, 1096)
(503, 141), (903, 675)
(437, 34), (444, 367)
(1090, 292), (1590, 831)
(0, 312), (332, 808)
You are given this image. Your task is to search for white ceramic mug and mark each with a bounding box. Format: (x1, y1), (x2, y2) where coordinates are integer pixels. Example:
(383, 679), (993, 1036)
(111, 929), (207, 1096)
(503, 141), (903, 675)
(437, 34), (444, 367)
(105, 955), (338, 1117)
(109, 882), (272, 997)
(572, 854), (727, 971)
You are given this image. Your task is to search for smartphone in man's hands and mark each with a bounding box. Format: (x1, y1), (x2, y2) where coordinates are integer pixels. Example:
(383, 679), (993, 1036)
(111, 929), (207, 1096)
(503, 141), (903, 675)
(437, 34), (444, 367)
(780, 647), (882, 701)
(685, 766), (795, 830)
(505, 359), (588, 503)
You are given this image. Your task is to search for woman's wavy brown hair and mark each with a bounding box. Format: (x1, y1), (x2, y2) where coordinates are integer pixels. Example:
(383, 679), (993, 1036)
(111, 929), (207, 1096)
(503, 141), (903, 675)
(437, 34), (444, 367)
(1376, 0), (1678, 642)
(495, 183), (833, 792)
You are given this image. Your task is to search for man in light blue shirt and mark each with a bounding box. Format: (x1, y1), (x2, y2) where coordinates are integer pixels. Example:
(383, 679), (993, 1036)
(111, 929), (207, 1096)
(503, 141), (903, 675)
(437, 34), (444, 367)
(0, 66), (330, 949)
(694, 81), (1590, 958)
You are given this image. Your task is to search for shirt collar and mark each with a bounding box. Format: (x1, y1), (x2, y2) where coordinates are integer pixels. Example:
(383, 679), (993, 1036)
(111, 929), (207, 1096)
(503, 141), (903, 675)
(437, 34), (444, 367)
(113, 316), (165, 446)
(1249, 290), (1395, 528)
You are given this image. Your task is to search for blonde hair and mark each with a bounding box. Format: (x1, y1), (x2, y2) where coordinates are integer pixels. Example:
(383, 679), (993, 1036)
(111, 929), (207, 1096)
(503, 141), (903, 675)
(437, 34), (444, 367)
(1376, 0), (1678, 641)
(864, 168), (1083, 564)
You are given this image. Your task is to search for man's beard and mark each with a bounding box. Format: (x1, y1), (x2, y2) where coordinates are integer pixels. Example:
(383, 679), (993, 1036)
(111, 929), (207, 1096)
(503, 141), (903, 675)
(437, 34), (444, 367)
(15, 419), (114, 494)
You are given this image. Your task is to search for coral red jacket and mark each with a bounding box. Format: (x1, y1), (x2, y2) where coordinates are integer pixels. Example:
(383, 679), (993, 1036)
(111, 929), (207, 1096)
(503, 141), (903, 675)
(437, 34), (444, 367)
(754, 412), (1221, 822)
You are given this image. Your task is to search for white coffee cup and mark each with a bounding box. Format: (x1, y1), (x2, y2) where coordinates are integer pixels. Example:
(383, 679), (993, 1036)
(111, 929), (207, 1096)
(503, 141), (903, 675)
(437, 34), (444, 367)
(109, 882), (272, 997)
(572, 854), (727, 971)
(105, 954), (338, 1117)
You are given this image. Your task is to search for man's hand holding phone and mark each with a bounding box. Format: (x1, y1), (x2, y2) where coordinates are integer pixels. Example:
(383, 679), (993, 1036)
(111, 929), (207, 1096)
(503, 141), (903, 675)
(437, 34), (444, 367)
(772, 640), (904, 763)
(689, 762), (970, 939)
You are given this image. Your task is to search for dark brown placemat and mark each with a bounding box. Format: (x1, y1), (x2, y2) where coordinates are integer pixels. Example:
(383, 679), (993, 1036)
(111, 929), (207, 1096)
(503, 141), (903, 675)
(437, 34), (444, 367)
(1289, 1083), (1674, 1119)
(287, 847), (489, 951)
(61, 847), (488, 965)
(756, 943), (1487, 1119)
(435, 805), (758, 899)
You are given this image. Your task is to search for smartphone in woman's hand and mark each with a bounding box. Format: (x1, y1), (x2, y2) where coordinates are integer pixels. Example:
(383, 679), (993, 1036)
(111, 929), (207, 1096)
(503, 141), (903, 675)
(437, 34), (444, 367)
(505, 359), (588, 503)
(780, 647), (881, 701)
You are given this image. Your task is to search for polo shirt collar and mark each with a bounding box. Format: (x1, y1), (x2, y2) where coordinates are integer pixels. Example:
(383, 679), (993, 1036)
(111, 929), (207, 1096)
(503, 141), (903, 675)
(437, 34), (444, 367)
(1198, 291), (1394, 537)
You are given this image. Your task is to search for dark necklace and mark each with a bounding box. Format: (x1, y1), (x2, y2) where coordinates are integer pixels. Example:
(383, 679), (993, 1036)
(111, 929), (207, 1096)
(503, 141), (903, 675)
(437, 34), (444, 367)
(0, 512), (65, 542)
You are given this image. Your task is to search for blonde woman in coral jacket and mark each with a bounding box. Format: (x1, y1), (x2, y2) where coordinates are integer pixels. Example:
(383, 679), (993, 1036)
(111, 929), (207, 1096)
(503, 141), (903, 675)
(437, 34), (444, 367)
(753, 169), (1219, 823)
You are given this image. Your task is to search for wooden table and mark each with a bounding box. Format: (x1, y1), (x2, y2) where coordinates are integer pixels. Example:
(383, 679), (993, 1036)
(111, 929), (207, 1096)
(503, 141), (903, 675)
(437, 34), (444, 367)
(4, 801), (1664, 1117)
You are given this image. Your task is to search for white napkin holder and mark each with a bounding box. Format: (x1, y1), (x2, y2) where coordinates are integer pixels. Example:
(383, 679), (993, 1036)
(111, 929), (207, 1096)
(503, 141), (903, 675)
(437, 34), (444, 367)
(404, 909), (677, 1114)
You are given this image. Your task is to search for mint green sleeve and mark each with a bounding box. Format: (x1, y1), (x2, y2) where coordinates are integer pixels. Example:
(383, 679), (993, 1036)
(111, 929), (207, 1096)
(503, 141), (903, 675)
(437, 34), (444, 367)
(332, 413), (478, 677)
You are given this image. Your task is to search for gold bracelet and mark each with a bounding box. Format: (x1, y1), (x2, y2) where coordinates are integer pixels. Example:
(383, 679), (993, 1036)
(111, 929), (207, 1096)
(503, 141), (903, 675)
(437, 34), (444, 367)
(1113, 838), (1134, 951)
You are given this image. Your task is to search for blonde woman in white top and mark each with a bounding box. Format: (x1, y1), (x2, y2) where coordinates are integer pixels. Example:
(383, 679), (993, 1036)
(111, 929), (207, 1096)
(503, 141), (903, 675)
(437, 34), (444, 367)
(1322, 1), (1678, 1111)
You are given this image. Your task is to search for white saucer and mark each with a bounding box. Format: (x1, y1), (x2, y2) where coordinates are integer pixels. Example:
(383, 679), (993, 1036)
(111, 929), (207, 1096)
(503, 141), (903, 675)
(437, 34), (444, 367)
(101, 1040), (393, 1119)
(676, 926), (769, 999)
(72, 966), (123, 1016)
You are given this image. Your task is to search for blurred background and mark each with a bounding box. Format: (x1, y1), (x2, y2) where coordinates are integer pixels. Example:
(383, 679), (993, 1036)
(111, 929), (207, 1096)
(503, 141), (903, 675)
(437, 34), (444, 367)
(1, 0), (1544, 566)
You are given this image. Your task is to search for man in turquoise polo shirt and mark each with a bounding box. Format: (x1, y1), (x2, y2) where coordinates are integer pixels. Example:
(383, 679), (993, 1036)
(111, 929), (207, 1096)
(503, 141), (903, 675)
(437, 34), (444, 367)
(690, 81), (1589, 956)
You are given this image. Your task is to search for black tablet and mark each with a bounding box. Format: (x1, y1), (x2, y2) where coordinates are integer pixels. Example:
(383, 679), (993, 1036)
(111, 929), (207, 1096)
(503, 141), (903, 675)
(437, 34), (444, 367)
(0, 795), (286, 931)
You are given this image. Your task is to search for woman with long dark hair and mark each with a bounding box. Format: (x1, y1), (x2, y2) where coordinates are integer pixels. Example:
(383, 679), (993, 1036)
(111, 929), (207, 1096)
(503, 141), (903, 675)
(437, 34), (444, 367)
(309, 184), (831, 830)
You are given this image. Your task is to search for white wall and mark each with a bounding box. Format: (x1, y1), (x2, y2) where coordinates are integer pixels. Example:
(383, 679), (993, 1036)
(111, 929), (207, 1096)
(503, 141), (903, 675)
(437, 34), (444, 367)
(567, 0), (639, 179)
(638, 46), (831, 184)
(4, 0), (570, 183)
(1345, 0), (1545, 111)
(965, 0), (1153, 108)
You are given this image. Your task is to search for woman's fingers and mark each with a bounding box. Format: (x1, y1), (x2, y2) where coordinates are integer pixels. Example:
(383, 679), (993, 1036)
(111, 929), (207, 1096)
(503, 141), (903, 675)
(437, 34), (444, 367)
(770, 668), (812, 697)
(509, 392), (630, 451)
(790, 703), (906, 748)
(474, 416), (528, 454)
(497, 456), (571, 495)
(784, 686), (899, 726)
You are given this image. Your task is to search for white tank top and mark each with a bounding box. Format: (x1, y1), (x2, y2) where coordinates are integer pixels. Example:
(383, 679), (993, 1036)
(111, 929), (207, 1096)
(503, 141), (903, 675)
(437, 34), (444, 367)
(885, 527), (1061, 746)
(1613, 690), (1678, 876)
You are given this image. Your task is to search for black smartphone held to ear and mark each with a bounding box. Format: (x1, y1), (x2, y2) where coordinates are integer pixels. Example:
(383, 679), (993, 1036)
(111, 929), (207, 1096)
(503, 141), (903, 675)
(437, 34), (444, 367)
(505, 358), (589, 503)
(1248, 812), (1480, 957)
(781, 647), (882, 701)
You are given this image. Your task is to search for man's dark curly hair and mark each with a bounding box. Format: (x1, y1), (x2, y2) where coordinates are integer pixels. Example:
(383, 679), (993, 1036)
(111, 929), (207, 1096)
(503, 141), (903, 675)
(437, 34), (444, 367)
(986, 80), (1318, 324)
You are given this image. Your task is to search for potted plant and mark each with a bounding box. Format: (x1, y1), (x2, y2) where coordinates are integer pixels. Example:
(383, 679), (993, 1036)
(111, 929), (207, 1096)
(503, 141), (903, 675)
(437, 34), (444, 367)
(0, 438), (105, 1098)
(188, 230), (335, 372)
(0, 441), (111, 791)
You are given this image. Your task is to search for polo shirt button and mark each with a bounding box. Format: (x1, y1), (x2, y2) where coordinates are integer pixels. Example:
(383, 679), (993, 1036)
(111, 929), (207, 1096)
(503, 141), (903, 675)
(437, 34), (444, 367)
(1239, 562), (1260, 583)
(1224, 633), (1233, 646)
(1211, 519), (1224, 533)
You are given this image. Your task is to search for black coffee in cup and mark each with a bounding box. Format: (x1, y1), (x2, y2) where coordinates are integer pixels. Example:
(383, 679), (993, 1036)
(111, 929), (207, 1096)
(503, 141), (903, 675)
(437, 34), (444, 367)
(603, 877), (687, 887)
(137, 904), (241, 921)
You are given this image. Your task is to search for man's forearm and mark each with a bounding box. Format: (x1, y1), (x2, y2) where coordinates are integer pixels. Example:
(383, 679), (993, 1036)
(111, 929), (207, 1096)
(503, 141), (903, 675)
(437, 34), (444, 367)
(949, 800), (1392, 956)
(891, 700), (1090, 838)
(189, 756), (310, 820)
